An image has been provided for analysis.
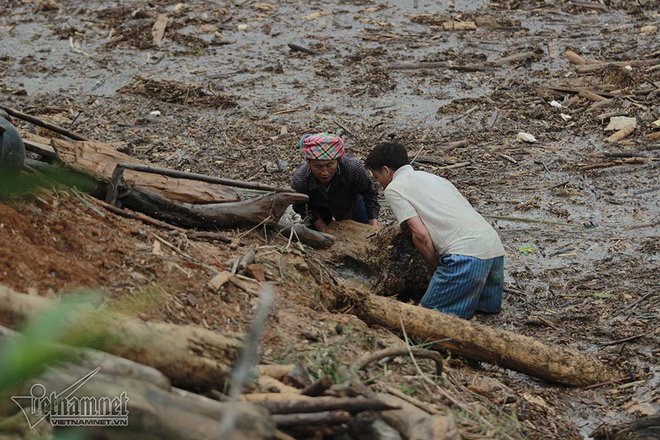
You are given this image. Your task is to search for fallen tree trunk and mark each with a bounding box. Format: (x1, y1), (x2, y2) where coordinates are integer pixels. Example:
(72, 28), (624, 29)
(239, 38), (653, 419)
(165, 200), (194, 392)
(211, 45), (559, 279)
(342, 290), (621, 386)
(0, 285), (243, 391)
(51, 138), (240, 204)
(0, 326), (275, 440)
(120, 185), (308, 229)
(24, 159), (325, 246)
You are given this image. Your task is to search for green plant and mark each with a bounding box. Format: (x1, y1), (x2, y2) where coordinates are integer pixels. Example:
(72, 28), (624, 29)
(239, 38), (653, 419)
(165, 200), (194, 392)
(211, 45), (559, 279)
(399, 384), (416, 396)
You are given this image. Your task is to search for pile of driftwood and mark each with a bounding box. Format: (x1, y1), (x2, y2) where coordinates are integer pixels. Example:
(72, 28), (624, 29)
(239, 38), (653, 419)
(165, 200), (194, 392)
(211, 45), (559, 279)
(1, 104), (334, 250)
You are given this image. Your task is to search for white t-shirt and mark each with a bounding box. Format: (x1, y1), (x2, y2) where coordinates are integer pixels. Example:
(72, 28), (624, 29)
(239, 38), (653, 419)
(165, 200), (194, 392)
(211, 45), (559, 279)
(384, 165), (505, 260)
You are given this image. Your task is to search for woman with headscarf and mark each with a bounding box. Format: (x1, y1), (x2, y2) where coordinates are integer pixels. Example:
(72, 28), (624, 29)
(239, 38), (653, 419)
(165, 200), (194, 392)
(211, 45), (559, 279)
(291, 132), (380, 232)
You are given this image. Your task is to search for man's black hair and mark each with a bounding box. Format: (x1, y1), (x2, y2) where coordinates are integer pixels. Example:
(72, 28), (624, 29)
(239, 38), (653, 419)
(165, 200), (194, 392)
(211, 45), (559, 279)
(364, 142), (410, 171)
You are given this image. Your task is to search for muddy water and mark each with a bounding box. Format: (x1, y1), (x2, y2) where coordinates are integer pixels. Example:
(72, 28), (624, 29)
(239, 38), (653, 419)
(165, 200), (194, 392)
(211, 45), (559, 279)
(1, 0), (643, 126)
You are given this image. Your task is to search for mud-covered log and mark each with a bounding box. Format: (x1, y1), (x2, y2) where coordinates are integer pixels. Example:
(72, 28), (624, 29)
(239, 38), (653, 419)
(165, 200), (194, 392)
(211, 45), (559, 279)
(345, 291), (620, 386)
(0, 285), (243, 391)
(121, 186), (308, 229)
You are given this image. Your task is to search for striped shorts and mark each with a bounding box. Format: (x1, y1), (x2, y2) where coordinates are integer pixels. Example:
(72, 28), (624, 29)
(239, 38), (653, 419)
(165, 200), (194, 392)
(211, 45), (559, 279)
(420, 254), (504, 319)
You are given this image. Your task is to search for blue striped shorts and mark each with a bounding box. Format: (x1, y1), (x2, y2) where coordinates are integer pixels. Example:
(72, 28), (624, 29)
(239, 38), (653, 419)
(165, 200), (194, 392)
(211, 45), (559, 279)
(420, 254), (504, 319)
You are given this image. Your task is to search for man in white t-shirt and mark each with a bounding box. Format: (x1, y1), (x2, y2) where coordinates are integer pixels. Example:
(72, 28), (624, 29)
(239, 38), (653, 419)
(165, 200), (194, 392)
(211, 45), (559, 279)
(365, 142), (505, 319)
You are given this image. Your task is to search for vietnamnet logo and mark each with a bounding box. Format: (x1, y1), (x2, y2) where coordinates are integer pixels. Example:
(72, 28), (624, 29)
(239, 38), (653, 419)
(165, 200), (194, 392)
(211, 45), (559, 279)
(11, 367), (129, 428)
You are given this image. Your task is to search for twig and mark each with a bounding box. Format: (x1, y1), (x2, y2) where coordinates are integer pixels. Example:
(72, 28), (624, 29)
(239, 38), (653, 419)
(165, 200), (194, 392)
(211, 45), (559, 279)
(581, 377), (630, 391)
(497, 152), (518, 164)
(385, 62), (488, 72)
(450, 105), (479, 123)
(484, 214), (578, 227)
(182, 230), (233, 244)
(236, 215), (273, 240)
(272, 104), (309, 115)
(70, 188), (105, 218)
(491, 51), (536, 66)
(409, 145), (425, 164)
(0, 104), (87, 141)
(220, 284), (275, 435)
(625, 292), (656, 310)
(85, 194), (181, 231)
(287, 43), (317, 55)
(580, 158), (648, 171)
(599, 333), (650, 347)
(351, 346), (443, 376)
(435, 162), (471, 171)
(381, 384), (441, 415)
(152, 233), (195, 260)
(110, 162), (293, 193)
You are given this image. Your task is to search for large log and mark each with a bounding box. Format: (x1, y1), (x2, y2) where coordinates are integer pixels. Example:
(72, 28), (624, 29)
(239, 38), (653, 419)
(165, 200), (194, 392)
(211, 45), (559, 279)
(50, 138), (240, 204)
(343, 290), (620, 386)
(0, 285), (243, 391)
(0, 326), (275, 440)
(24, 158), (313, 233)
(121, 186), (308, 229)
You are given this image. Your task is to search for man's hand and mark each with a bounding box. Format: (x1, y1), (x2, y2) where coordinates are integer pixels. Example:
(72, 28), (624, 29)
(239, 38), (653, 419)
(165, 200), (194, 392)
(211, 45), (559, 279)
(368, 219), (379, 228)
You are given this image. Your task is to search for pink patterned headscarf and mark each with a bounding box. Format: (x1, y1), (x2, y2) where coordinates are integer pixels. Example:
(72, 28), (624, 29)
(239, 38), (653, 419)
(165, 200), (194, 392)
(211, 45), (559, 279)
(297, 133), (345, 160)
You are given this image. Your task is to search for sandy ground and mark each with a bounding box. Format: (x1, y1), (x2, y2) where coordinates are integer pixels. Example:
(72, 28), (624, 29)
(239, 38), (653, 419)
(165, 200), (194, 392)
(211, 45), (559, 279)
(1, 0), (659, 439)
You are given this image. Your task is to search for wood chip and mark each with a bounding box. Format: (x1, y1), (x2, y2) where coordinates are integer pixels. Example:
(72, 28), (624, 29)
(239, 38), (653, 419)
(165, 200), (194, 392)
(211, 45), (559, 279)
(208, 271), (232, 290)
(152, 14), (169, 46)
(604, 126), (635, 143)
(442, 21), (477, 31)
(565, 50), (586, 65)
(578, 90), (608, 102)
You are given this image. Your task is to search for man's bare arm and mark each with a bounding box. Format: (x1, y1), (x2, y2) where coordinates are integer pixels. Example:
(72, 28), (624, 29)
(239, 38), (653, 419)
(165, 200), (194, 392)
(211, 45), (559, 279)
(406, 216), (437, 271)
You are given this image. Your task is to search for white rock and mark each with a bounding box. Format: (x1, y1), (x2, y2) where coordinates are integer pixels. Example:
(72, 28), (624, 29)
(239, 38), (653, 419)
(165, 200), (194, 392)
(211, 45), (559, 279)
(605, 116), (636, 131)
(651, 119), (660, 129)
(549, 100), (563, 109)
(237, 23), (248, 31)
(516, 132), (537, 143)
(149, 110), (161, 117)
(560, 113), (572, 121)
